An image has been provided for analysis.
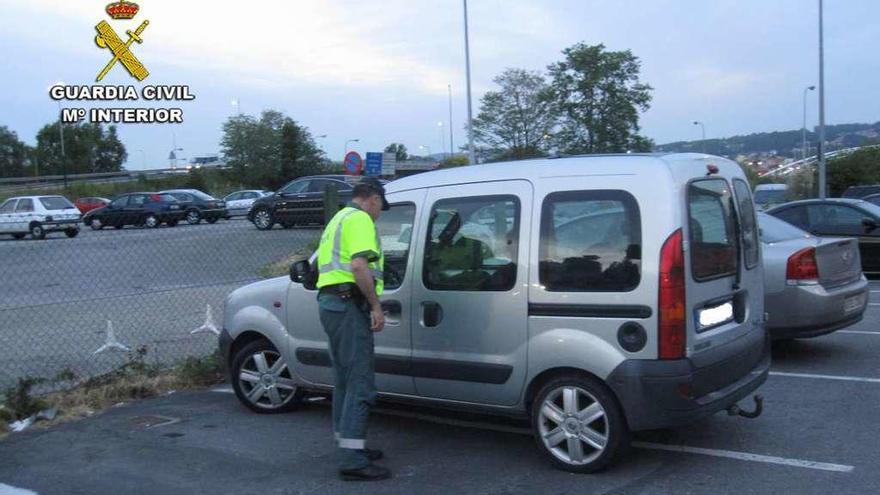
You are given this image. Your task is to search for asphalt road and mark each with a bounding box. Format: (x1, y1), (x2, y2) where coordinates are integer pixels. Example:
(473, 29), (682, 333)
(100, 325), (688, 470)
(0, 219), (317, 389)
(2, 301), (880, 494)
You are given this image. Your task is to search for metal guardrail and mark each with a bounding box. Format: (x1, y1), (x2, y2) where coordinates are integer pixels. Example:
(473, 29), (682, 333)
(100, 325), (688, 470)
(761, 144), (880, 177)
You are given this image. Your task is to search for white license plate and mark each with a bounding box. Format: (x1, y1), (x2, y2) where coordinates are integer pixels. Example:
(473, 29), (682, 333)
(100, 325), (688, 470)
(844, 294), (865, 314)
(698, 302), (734, 329)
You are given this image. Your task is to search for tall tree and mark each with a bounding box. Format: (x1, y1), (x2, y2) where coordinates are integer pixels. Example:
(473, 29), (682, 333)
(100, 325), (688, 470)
(221, 110), (325, 190)
(548, 43), (653, 154)
(0, 126), (31, 178)
(471, 68), (556, 161)
(384, 143), (408, 161)
(34, 122), (127, 176)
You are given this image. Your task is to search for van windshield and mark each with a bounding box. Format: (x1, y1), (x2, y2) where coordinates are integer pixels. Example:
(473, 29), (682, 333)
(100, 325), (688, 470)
(688, 179), (739, 281)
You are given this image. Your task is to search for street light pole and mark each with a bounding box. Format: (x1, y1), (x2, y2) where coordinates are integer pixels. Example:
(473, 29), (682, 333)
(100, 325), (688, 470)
(463, 0), (476, 165)
(693, 121), (706, 153)
(802, 85), (815, 161)
(448, 84), (454, 156)
(57, 101), (67, 189)
(817, 0), (827, 199)
(344, 138), (359, 156)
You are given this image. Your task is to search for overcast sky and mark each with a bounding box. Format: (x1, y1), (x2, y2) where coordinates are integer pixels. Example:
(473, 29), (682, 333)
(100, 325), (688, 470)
(1, 0), (878, 169)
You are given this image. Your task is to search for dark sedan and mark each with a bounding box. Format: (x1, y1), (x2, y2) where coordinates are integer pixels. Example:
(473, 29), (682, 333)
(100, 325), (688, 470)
(767, 198), (880, 275)
(159, 189), (228, 225)
(83, 193), (185, 230)
(247, 175), (356, 230)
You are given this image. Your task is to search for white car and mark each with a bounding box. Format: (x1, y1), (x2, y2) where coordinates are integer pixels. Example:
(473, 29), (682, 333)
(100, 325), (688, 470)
(222, 190), (271, 218)
(0, 195), (82, 240)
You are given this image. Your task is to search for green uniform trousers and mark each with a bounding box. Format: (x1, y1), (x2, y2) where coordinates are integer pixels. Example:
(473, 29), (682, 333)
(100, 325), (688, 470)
(318, 293), (377, 470)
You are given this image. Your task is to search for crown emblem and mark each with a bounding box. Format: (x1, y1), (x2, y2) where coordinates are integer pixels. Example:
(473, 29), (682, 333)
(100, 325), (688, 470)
(105, 1), (140, 20)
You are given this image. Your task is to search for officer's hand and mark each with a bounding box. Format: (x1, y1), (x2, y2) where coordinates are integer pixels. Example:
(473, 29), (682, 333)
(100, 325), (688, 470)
(370, 304), (385, 332)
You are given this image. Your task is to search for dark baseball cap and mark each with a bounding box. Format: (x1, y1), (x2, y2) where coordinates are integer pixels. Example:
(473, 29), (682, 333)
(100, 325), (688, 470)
(353, 177), (390, 210)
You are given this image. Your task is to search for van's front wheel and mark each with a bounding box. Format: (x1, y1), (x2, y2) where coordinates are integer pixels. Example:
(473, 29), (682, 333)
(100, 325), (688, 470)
(231, 339), (303, 414)
(531, 375), (629, 473)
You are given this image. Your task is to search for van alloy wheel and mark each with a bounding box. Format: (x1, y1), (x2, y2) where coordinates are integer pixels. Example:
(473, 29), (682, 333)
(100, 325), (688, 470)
(232, 340), (302, 414)
(531, 376), (628, 473)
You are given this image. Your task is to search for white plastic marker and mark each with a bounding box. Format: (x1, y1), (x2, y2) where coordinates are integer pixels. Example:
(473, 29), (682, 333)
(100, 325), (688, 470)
(92, 320), (130, 355)
(191, 304), (220, 336)
(632, 442), (854, 473)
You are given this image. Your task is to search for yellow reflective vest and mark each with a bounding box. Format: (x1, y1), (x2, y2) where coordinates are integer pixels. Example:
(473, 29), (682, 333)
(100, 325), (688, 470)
(316, 206), (384, 295)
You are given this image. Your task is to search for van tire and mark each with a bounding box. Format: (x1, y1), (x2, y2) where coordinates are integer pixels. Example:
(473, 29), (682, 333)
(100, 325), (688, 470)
(531, 374), (629, 473)
(231, 339), (303, 414)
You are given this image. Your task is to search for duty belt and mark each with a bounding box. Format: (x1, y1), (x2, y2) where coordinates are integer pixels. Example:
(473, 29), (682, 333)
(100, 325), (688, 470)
(319, 283), (363, 301)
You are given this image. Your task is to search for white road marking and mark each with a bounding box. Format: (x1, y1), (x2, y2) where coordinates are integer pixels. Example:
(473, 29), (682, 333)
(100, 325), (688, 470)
(373, 406), (853, 473)
(771, 371), (880, 384)
(211, 387), (234, 394)
(0, 484), (40, 495)
(837, 330), (880, 335)
(631, 442), (854, 473)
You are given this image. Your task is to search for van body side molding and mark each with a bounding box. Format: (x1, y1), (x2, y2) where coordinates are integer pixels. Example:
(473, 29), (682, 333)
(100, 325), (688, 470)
(528, 303), (652, 319)
(295, 348), (513, 384)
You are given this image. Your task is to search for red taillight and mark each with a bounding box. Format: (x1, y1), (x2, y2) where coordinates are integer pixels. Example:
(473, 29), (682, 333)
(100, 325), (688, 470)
(659, 229), (686, 360)
(786, 247), (819, 281)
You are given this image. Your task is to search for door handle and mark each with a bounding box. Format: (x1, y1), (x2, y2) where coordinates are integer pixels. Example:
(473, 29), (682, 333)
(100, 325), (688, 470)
(381, 300), (402, 327)
(421, 301), (443, 328)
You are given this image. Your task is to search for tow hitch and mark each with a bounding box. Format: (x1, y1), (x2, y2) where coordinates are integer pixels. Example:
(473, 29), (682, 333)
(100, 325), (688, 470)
(727, 394), (763, 419)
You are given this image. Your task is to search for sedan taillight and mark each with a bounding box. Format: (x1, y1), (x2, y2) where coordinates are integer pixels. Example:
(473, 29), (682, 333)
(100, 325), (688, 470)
(786, 247), (819, 284)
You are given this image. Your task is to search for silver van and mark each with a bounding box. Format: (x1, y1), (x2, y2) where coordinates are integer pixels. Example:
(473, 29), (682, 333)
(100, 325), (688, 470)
(219, 153), (770, 472)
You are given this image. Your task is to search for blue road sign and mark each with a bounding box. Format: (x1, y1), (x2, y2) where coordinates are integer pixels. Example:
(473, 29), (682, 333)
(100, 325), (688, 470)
(365, 152), (383, 176)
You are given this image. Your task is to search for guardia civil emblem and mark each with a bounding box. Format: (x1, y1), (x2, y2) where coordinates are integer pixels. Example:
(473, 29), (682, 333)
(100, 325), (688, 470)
(94, 1), (150, 82)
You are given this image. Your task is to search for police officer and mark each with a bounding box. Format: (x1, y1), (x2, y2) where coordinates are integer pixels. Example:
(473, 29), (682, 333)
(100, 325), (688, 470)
(316, 178), (391, 481)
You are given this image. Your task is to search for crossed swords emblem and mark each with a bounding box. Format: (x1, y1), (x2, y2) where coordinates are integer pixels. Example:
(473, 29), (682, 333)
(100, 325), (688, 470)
(94, 19), (149, 81)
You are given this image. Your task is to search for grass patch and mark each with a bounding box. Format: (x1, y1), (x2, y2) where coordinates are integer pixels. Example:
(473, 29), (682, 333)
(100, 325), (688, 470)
(258, 238), (320, 278)
(0, 350), (224, 439)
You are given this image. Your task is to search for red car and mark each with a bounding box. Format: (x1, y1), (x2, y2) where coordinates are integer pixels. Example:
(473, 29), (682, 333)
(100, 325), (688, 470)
(74, 197), (110, 214)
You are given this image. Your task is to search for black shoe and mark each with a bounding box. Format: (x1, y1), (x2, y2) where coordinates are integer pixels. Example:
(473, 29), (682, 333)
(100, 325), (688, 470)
(360, 448), (383, 461)
(339, 464), (391, 481)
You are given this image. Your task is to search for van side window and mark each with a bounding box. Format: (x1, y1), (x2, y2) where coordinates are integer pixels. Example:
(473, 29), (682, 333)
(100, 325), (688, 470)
(688, 179), (738, 281)
(539, 190), (641, 292)
(733, 180), (759, 269)
(375, 203), (416, 290)
(423, 195), (519, 291)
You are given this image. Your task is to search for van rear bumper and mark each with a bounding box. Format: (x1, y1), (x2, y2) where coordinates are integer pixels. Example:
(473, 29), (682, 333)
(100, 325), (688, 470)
(607, 328), (770, 431)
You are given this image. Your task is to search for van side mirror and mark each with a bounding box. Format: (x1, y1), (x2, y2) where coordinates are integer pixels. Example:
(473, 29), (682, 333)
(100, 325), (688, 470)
(290, 259), (318, 290)
(862, 218), (878, 232)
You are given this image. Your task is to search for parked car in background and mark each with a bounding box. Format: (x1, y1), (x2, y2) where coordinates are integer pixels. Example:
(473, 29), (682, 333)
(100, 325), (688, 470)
(0, 195), (81, 240)
(767, 198), (880, 275)
(222, 190), (271, 218)
(222, 154), (769, 473)
(247, 175), (356, 230)
(841, 185), (880, 199)
(159, 189), (227, 225)
(74, 197), (110, 214)
(758, 212), (867, 339)
(753, 184), (788, 211)
(859, 193), (880, 207)
(83, 192), (184, 230)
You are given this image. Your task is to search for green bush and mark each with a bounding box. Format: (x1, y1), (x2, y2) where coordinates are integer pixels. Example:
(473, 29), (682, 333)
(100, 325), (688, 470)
(2, 377), (49, 421)
(828, 147), (880, 197)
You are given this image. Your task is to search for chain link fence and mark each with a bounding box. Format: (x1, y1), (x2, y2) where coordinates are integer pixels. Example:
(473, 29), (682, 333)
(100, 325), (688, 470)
(0, 212), (319, 394)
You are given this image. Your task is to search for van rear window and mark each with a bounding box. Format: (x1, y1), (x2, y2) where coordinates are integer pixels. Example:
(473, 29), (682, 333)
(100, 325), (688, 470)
(539, 190), (641, 292)
(688, 180), (738, 281)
